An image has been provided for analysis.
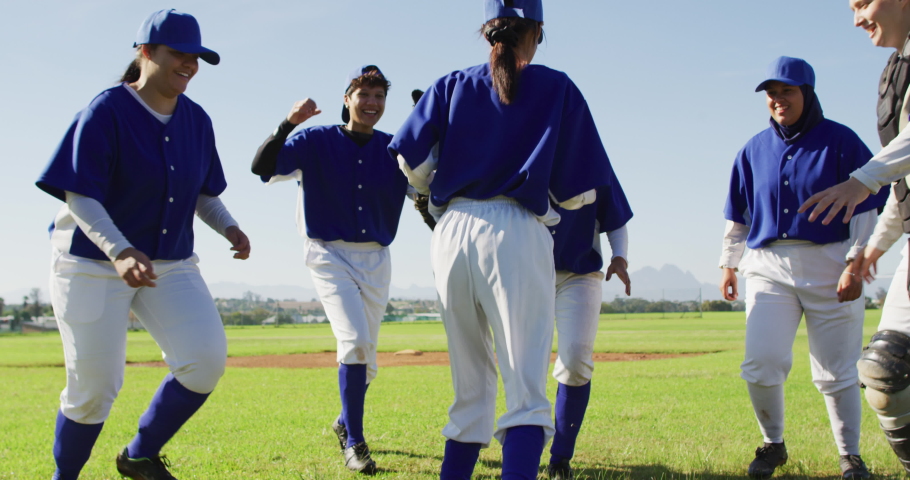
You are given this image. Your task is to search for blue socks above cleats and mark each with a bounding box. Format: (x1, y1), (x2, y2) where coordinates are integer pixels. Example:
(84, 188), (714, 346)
(127, 374), (209, 459)
(502, 425), (545, 480)
(338, 363), (368, 448)
(440, 440), (482, 480)
(550, 381), (591, 465)
(53, 411), (103, 480)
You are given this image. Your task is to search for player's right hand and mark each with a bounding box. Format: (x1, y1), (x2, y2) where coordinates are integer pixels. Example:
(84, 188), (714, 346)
(287, 99), (322, 125)
(719, 268), (738, 301)
(114, 247), (157, 288)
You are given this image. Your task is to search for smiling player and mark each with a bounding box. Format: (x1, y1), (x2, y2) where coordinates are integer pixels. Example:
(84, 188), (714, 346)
(251, 65), (410, 474)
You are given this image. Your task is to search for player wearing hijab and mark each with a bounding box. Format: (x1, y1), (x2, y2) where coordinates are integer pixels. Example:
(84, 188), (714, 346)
(389, 1), (614, 478)
(251, 65), (409, 474)
(799, 1), (910, 474)
(547, 179), (632, 479)
(36, 9), (250, 480)
(720, 56), (887, 480)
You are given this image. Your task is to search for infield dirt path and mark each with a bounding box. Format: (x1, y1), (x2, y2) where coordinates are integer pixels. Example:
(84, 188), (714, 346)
(130, 351), (705, 369)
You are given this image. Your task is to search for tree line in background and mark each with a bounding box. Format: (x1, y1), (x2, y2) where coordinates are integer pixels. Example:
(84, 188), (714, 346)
(0, 288), (55, 332)
(601, 291), (882, 315)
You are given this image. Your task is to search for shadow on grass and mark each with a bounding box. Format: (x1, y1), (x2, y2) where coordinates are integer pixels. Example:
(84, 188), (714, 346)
(572, 463), (906, 480)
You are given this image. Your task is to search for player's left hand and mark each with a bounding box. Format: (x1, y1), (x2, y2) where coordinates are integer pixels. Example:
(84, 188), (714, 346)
(798, 177), (873, 225)
(225, 226), (251, 260)
(606, 256), (631, 296)
(837, 255), (864, 303)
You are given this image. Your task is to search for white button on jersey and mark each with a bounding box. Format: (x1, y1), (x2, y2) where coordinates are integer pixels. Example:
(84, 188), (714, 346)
(358, 206), (363, 211)
(169, 198), (174, 203)
(783, 208), (789, 213)
(165, 136), (170, 142)
(358, 185), (362, 189)
(358, 160), (363, 164)
(784, 180), (789, 185)
(782, 233), (788, 238)
(361, 229), (366, 234)
(162, 229), (168, 234)
(170, 166), (175, 171)
(787, 155), (792, 159)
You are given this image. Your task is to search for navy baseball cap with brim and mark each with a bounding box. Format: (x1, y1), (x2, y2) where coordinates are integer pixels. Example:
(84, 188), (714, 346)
(484, 0), (543, 23)
(134, 9), (220, 65)
(342, 65), (385, 123)
(755, 56), (815, 92)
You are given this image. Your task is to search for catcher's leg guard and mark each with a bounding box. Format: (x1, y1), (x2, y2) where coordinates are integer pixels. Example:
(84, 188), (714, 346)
(859, 330), (910, 472)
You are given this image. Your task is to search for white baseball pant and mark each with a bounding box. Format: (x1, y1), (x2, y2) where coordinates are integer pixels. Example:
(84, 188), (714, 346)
(304, 239), (390, 383)
(553, 270), (603, 386)
(739, 241), (864, 455)
(49, 249), (227, 425)
(878, 243), (910, 336)
(432, 197), (556, 447)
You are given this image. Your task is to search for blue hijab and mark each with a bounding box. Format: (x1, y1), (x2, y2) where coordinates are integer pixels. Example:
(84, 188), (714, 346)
(771, 84), (824, 145)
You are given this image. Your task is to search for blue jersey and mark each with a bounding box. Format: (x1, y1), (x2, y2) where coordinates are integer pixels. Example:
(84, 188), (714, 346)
(552, 179), (633, 274)
(389, 63), (611, 216)
(37, 85), (226, 261)
(262, 125), (409, 246)
(725, 119), (888, 249)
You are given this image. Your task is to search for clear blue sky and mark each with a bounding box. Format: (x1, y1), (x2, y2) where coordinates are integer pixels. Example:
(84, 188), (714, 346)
(0, 0), (900, 300)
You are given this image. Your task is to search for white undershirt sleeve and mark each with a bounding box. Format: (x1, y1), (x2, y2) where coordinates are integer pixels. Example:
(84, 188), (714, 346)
(195, 195), (239, 237)
(65, 191), (134, 261)
(398, 150), (438, 195)
(606, 225), (628, 261)
(868, 186), (904, 254)
(851, 126), (910, 192)
(846, 209), (878, 261)
(719, 220), (750, 270)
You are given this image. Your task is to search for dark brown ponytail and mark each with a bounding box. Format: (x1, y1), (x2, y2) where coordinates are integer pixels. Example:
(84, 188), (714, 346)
(119, 45), (157, 84)
(482, 17), (540, 105)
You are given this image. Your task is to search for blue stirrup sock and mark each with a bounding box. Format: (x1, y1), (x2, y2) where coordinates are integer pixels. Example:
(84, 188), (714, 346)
(339, 363), (368, 448)
(440, 440), (482, 480)
(550, 381), (591, 464)
(127, 374), (209, 459)
(53, 410), (103, 480)
(502, 425), (545, 480)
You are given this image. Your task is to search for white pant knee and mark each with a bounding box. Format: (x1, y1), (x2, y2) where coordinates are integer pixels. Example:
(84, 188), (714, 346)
(553, 351), (594, 386)
(169, 346), (226, 394)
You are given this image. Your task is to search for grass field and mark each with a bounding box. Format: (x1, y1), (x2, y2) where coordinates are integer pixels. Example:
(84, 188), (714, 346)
(1, 311), (905, 479)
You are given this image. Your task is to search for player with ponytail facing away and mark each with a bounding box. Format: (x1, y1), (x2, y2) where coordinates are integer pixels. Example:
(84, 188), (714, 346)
(390, 1), (613, 478)
(36, 9), (249, 480)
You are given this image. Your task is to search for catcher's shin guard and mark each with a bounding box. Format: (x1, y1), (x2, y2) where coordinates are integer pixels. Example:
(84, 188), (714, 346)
(883, 423), (910, 474)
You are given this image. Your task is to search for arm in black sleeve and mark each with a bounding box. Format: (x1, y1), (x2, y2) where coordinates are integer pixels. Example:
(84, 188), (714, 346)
(251, 119), (298, 176)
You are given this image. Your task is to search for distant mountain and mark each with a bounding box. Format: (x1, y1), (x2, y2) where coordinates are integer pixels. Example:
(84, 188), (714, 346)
(602, 264), (723, 302)
(206, 282), (439, 301)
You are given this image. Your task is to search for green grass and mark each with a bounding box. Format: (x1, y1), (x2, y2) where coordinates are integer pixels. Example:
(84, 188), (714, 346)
(1, 310), (904, 479)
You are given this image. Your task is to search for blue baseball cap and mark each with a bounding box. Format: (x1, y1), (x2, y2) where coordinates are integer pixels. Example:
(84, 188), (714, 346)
(755, 56), (815, 92)
(342, 65), (386, 123)
(133, 9), (220, 65)
(484, 0), (543, 23)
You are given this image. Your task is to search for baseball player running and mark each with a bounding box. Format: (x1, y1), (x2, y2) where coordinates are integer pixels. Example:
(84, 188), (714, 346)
(251, 66), (409, 474)
(547, 180), (632, 479)
(36, 9), (250, 480)
(389, 1), (614, 478)
(720, 56), (887, 479)
(801, 1), (910, 474)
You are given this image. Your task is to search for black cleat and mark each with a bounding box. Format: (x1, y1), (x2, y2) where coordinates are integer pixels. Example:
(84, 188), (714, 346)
(748, 442), (788, 479)
(332, 416), (349, 453)
(547, 459), (574, 480)
(116, 447), (178, 480)
(343, 442), (377, 475)
(840, 455), (871, 479)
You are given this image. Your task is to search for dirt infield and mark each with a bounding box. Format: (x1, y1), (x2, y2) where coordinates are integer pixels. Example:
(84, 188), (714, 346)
(129, 351), (706, 369)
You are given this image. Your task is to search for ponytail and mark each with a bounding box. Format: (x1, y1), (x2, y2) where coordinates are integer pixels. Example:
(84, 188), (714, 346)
(482, 17), (539, 105)
(119, 45), (157, 84)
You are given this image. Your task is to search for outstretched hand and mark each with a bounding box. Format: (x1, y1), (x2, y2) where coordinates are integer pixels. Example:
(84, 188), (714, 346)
(287, 98), (322, 125)
(798, 177), (873, 225)
(606, 257), (631, 296)
(114, 247), (157, 288)
(225, 226), (251, 260)
(860, 246), (885, 284)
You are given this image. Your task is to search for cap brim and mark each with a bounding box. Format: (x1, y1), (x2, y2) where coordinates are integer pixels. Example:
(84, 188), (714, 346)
(755, 77), (801, 92)
(165, 43), (221, 65)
